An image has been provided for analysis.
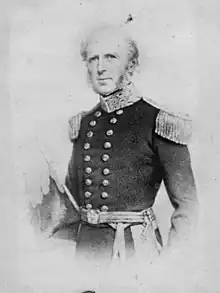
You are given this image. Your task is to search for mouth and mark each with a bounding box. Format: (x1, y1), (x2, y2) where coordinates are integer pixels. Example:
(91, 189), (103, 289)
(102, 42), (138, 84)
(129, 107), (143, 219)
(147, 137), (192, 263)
(97, 78), (112, 81)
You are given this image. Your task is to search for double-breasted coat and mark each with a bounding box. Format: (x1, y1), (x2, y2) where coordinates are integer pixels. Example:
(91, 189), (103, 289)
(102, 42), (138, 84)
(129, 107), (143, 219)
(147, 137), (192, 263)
(61, 85), (199, 268)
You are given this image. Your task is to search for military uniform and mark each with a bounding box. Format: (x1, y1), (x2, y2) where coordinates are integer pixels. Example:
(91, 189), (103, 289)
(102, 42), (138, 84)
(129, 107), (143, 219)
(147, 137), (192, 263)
(64, 83), (199, 268)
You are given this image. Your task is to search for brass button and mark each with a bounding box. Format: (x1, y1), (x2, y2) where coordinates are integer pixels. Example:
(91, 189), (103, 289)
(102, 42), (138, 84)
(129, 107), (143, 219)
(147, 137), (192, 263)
(103, 168), (110, 175)
(86, 204), (92, 209)
(101, 192), (108, 199)
(104, 142), (112, 149)
(85, 179), (92, 186)
(102, 179), (109, 186)
(101, 205), (108, 212)
(116, 109), (123, 115)
(95, 111), (102, 117)
(89, 120), (97, 127)
(85, 191), (92, 198)
(106, 129), (113, 136)
(85, 167), (92, 174)
(102, 154), (110, 162)
(84, 143), (91, 150)
(110, 117), (117, 124)
(84, 155), (91, 162)
(87, 131), (93, 138)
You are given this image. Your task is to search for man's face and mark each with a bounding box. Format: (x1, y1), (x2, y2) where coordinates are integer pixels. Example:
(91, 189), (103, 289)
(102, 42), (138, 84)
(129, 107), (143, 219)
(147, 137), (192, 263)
(86, 33), (129, 96)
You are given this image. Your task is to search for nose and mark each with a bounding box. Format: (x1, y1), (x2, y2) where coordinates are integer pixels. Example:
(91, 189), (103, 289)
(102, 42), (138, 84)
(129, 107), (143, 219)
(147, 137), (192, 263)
(97, 57), (106, 74)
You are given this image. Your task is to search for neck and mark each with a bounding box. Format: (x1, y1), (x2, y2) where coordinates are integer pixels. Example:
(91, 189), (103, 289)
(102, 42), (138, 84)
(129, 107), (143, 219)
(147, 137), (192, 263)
(100, 81), (132, 99)
(101, 88), (122, 99)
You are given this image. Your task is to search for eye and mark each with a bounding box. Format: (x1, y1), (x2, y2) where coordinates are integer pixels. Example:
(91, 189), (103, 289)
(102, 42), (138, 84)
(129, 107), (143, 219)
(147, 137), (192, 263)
(88, 56), (98, 63)
(105, 54), (117, 61)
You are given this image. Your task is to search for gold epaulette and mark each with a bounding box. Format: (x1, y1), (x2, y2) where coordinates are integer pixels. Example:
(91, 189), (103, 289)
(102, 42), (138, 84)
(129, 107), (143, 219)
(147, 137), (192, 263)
(68, 111), (87, 141)
(68, 103), (100, 141)
(155, 110), (192, 145)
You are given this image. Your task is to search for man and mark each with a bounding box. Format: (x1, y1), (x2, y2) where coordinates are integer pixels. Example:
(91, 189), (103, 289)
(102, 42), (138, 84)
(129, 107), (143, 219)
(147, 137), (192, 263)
(53, 24), (199, 271)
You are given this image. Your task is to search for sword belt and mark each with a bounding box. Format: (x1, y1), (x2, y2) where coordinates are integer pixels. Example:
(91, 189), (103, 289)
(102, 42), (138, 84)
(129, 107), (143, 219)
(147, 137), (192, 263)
(79, 207), (163, 262)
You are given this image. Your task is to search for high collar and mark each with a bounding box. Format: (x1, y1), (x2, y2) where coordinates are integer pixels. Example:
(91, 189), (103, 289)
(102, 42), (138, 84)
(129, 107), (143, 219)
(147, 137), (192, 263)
(99, 82), (140, 113)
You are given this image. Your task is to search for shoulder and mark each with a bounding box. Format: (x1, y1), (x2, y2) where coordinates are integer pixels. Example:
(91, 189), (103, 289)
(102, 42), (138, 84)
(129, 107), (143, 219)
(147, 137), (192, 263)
(142, 97), (192, 145)
(155, 109), (192, 145)
(135, 97), (159, 124)
(68, 111), (87, 141)
(68, 103), (100, 141)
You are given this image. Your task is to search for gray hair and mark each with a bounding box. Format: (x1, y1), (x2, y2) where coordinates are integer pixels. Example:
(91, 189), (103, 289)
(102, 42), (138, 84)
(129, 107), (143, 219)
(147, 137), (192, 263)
(80, 24), (139, 65)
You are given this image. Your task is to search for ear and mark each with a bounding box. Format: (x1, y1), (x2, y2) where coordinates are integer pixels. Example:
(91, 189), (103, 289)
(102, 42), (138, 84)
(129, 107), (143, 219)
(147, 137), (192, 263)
(127, 59), (137, 76)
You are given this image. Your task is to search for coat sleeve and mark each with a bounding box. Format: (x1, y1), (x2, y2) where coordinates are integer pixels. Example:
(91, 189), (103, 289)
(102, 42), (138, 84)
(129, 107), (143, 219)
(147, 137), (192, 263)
(153, 128), (199, 250)
(63, 145), (81, 224)
(61, 111), (86, 225)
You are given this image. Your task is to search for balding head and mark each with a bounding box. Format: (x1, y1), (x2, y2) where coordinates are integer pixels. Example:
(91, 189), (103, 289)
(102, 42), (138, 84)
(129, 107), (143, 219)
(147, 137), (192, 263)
(80, 24), (139, 96)
(80, 24), (139, 65)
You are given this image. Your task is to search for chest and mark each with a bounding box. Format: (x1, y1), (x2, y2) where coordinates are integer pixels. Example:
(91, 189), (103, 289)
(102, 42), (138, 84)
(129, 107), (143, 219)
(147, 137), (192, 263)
(71, 102), (162, 210)
(79, 106), (155, 154)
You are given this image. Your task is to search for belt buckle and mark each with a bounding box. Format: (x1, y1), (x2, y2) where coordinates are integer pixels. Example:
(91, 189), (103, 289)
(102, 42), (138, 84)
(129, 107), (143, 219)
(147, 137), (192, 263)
(86, 209), (100, 225)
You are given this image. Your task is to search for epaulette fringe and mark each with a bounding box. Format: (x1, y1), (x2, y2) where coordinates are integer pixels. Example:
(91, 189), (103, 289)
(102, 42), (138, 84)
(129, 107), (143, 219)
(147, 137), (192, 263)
(155, 110), (192, 145)
(68, 103), (100, 141)
(68, 111), (86, 141)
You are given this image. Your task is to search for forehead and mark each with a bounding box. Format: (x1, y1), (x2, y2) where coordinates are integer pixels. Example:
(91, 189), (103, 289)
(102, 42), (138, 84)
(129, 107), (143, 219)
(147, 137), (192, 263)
(86, 30), (128, 58)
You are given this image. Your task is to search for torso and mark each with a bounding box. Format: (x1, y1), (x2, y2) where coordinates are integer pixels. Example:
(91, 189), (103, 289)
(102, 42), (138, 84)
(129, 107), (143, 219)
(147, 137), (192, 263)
(73, 99), (163, 212)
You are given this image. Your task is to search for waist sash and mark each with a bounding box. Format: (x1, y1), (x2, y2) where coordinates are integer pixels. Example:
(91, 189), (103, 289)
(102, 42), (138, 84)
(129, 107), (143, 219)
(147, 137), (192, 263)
(80, 207), (163, 262)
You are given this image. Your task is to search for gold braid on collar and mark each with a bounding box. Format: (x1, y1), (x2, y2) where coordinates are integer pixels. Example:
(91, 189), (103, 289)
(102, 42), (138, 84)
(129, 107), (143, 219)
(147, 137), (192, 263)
(99, 82), (140, 113)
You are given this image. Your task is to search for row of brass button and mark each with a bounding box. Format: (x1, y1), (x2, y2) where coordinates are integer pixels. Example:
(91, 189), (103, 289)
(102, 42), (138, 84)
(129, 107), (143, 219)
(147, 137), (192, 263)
(86, 129), (114, 138)
(83, 109), (123, 212)
(85, 203), (108, 212)
(85, 178), (109, 187)
(85, 167), (110, 176)
(94, 109), (123, 118)
(84, 155), (111, 162)
(84, 191), (109, 199)
(84, 141), (112, 150)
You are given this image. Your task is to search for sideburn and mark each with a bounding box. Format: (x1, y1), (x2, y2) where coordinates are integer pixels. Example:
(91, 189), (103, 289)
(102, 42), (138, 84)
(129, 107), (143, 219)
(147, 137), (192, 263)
(86, 70), (94, 89)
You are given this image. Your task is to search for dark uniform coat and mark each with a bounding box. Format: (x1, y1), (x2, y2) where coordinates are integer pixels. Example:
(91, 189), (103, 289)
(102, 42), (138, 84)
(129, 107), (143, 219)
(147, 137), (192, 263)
(63, 87), (199, 267)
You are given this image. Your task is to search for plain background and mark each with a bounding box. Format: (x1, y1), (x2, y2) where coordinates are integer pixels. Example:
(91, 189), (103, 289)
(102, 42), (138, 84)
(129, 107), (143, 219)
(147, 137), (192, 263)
(1, 0), (220, 292)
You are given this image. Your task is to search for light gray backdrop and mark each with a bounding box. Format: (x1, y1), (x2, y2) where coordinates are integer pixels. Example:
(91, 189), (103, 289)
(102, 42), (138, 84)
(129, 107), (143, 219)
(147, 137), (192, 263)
(4, 0), (220, 292)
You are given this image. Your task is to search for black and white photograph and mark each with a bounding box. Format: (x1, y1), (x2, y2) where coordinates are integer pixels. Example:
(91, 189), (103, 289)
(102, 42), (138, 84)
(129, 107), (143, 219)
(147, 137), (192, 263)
(1, 0), (220, 292)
